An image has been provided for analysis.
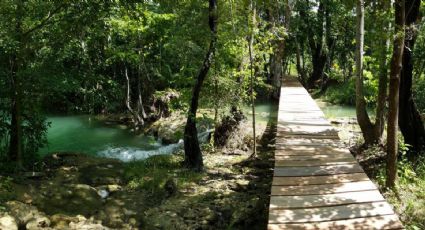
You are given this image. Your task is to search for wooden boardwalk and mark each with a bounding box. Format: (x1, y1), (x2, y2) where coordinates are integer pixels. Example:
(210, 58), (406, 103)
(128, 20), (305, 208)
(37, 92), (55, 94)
(268, 78), (404, 230)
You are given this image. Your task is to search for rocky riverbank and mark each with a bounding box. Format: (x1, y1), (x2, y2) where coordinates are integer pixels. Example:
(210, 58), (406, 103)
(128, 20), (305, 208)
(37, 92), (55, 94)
(0, 119), (275, 230)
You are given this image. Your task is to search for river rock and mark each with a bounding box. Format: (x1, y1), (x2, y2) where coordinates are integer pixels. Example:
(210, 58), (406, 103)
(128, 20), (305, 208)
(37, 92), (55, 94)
(38, 184), (102, 216)
(26, 216), (51, 230)
(79, 163), (124, 186)
(147, 112), (212, 144)
(5, 201), (43, 227)
(0, 214), (18, 230)
(148, 113), (186, 144)
(68, 215), (109, 230)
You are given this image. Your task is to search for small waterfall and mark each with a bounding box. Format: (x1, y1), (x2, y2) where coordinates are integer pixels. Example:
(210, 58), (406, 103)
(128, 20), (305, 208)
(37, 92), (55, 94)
(98, 129), (213, 162)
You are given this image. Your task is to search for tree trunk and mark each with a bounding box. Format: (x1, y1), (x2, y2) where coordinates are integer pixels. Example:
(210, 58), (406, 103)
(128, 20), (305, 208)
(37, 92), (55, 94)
(386, 0), (405, 189)
(249, 0), (257, 158)
(355, 0), (376, 145)
(398, 0), (425, 154)
(9, 55), (23, 167)
(137, 63), (147, 120)
(269, 0), (290, 99)
(184, 0), (218, 171)
(307, 45), (327, 89)
(306, 0), (327, 89)
(270, 47), (283, 100)
(9, 0), (24, 167)
(373, 17), (391, 143)
(124, 66), (143, 129)
(295, 40), (306, 83)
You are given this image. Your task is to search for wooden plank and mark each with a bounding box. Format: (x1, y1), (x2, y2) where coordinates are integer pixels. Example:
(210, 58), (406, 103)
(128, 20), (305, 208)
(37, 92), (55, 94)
(274, 164), (364, 177)
(275, 146), (351, 154)
(277, 135), (340, 140)
(276, 137), (340, 144)
(268, 201), (395, 224)
(272, 173), (370, 186)
(275, 158), (356, 167)
(279, 120), (331, 126)
(276, 154), (354, 161)
(277, 129), (338, 138)
(270, 190), (385, 209)
(271, 181), (378, 196)
(276, 142), (342, 147)
(268, 215), (404, 230)
(269, 78), (404, 229)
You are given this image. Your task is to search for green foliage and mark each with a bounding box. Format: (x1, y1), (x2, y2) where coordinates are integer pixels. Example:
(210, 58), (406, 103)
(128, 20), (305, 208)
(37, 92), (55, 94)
(0, 176), (16, 205)
(413, 76), (425, 113)
(374, 135), (425, 229)
(321, 77), (377, 106)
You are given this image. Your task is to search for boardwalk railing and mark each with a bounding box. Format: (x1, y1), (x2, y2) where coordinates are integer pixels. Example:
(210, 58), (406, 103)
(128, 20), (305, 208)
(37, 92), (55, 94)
(268, 78), (404, 230)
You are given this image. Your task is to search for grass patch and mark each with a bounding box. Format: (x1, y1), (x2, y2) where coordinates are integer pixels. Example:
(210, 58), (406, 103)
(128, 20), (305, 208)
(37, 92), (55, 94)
(375, 155), (425, 230)
(124, 154), (203, 202)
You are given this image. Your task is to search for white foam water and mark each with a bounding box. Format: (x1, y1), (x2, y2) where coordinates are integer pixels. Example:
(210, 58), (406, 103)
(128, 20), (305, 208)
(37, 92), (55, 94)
(98, 130), (212, 162)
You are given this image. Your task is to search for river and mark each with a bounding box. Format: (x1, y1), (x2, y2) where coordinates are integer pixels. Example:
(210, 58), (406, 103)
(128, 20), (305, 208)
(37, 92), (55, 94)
(39, 100), (355, 161)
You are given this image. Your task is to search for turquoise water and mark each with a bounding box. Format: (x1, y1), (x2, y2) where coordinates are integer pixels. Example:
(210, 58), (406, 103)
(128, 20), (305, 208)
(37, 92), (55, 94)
(38, 116), (166, 161)
(39, 102), (278, 161)
(315, 99), (376, 120)
(242, 101), (279, 124)
(315, 100), (359, 119)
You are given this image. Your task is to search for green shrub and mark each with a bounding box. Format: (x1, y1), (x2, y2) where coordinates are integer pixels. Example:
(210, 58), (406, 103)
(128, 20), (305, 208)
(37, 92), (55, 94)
(321, 77), (378, 106)
(413, 76), (425, 113)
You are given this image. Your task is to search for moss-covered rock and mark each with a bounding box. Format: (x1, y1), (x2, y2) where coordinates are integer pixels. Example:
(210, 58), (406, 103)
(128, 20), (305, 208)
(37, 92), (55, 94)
(146, 112), (212, 144)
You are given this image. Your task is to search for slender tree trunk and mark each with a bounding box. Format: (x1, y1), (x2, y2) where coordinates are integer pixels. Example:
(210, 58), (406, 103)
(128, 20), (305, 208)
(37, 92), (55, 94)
(399, 0), (425, 154)
(124, 66), (143, 129)
(213, 67), (219, 127)
(373, 19), (391, 142)
(295, 41), (303, 81)
(9, 0), (24, 167)
(387, 0), (405, 189)
(184, 0), (218, 171)
(249, 0), (257, 158)
(137, 63), (147, 120)
(355, 0), (376, 146)
(9, 55), (23, 167)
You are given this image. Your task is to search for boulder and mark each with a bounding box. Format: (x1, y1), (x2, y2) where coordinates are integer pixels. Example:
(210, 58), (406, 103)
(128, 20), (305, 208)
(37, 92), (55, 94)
(147, 112), (212, 144)
(5, 201), (43, 227)
(50, 214), (78, 229)
(68, 215), (108, 230)
(26, 216), (51, 230)
(0, 214), (18, 230)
